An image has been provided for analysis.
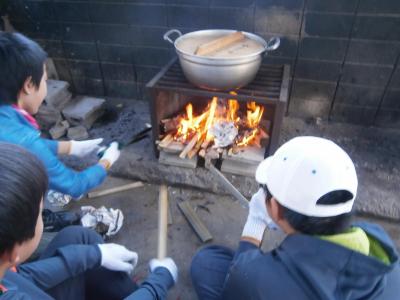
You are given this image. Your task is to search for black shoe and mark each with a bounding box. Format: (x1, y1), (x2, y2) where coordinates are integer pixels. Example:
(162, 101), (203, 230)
(42, 209), (80, 232)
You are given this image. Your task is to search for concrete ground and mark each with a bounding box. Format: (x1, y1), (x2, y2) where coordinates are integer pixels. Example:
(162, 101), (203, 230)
(67, 176), (400, 300)
(60, 99), (400, 299)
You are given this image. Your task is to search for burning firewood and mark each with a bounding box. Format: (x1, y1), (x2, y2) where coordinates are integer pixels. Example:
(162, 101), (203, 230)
(158, 133), (173, 148)
(160, 95), (268, 160)
(179, 133), (199, 159)
(188, 134), (206, 159)
(161, 117), (180, 132)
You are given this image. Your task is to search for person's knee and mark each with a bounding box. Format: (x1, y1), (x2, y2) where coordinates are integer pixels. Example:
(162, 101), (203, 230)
(58, 226), (103, 245)
(191, 246), (229, 281)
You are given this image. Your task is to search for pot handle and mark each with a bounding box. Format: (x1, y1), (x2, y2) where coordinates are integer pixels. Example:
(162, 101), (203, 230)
(163, 29), (182, 44)
(265, 37), (280, 51)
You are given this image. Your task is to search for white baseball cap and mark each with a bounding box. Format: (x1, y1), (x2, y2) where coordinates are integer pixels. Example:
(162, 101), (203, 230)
(255, 136), (358, 217)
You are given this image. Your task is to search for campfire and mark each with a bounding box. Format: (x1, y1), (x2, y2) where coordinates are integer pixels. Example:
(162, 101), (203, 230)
(157, 93), (269, 161)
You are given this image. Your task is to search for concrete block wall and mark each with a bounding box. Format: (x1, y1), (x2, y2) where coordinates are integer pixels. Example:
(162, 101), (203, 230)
(7, 0), (400, 128)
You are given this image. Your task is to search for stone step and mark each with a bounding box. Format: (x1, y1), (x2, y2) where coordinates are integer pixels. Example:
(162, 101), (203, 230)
(62, 96), (106, 129)
(45, 80), (72, 110)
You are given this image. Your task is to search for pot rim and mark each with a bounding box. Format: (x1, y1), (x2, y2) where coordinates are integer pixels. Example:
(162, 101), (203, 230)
(173, 29), (270, 61)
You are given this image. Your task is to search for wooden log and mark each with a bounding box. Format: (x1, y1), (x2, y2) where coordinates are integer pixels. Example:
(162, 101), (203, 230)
(188, 134), (205, 159)
(195, 31), (245, 56)
(87, 181), (144, 198)
(199, 149), (206, 158)
(259, 128), (269, 139)
(179, 133), (198, 159)
(158, 140), (184, 154)
(159, 134), (173, 148)
(205, 148), (219, 160)
(161, 117), (180, 132)
(201, 139), (211, 149)
(158, 185), (168, 259)
(177, 201), (213, 243)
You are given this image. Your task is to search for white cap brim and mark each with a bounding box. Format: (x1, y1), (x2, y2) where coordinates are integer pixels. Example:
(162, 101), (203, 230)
(255, 157), (273, 184)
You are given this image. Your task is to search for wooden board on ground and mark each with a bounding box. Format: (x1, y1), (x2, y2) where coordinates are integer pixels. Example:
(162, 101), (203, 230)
(177, 201), (213, 243)
(88, 181), (144, 198)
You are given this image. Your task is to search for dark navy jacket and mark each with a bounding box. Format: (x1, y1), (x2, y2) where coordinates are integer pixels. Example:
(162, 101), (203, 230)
(0, 105), (106, 198)
(222, 222), (400, 300)
(0, 245), (173, 300)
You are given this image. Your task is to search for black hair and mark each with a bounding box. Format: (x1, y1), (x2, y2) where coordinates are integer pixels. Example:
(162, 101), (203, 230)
(0, 32), (47, 104)
(263, 185), (353, 235)
(0, 142), (48, 255)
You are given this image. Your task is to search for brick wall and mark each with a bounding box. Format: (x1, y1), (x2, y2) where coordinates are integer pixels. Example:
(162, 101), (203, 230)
(7, 0), (400, 128)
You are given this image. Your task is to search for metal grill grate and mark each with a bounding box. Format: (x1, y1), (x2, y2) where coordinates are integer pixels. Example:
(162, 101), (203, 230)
(148, 59), (286, 104)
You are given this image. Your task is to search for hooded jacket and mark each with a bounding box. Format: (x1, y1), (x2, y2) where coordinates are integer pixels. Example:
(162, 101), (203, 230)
(222, 222), (400, 300)
(0, 105), (106, 198)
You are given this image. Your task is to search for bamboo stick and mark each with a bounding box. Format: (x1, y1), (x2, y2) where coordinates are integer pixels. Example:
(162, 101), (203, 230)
(157, 185), (168, 259)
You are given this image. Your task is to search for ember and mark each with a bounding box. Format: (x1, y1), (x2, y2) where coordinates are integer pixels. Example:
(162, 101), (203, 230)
(158, 94), (269, 159)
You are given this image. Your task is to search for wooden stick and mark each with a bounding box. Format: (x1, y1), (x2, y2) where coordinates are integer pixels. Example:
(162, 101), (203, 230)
(177, 201), (212, 243)
(205, 162), (249, 209)
(159, 134), (173, 148)
(201, 139), (210, 149)
(195, 31), (245, 56)
(188, 134), (205, 159)
(88, 181), (144, 198)
(179, 133), (198, 159)
(158, 141), (184, 154)
(259, 128), (269, 139)
(199, 149), (206, 158)
(158, 185), (168, 259)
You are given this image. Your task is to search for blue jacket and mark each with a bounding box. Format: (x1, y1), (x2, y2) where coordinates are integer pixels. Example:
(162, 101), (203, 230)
(222, 222), (400, 300)
(0, 105), (106, 198)
(0, 244), (173, 299)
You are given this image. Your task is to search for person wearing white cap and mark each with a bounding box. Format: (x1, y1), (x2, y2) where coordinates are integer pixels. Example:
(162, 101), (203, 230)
(191, 136), (400, 300)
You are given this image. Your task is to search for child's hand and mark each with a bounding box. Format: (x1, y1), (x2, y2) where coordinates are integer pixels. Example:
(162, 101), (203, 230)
(69, 138), (103, 157)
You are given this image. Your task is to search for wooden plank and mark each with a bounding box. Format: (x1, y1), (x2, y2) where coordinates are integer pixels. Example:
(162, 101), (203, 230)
(88, 181), (144, 198)
(177, 201), (213, 243)
(195, 31), (245, 56)
(158, 185), (168, 259)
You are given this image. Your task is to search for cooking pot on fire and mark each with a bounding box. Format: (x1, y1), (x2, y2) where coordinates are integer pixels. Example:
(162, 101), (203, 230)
(163, 29), (280, 91)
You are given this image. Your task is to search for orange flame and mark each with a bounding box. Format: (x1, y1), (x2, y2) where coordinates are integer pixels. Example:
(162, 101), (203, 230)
(174, 95), (265, 147)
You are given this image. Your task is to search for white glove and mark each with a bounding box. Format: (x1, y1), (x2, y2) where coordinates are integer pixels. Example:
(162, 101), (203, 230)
(97, 243), (138, 274)
(242, 188), (277, 241)
(149, 257), (178, 284)
(70, 138), (103, 157)
(99, 142), (120, 167)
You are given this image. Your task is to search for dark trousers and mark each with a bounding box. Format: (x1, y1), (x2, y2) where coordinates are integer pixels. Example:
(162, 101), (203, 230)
(40, 226), (137, 300)
(190, 245), (235, 300)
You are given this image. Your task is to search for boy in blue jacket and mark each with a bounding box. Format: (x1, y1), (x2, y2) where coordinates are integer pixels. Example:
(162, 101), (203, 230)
(191, 136), (400, 300)
(0, 142), (178, 300)
(0, 32), (118, 200)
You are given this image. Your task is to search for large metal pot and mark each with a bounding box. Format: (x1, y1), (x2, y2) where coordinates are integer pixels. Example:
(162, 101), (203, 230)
(163, 29), (280, 91)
